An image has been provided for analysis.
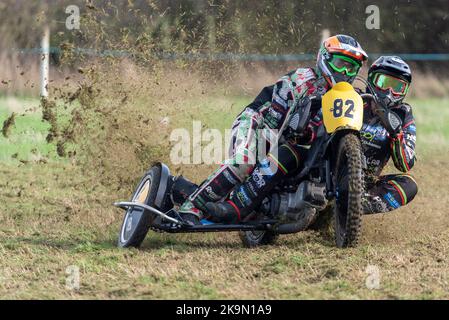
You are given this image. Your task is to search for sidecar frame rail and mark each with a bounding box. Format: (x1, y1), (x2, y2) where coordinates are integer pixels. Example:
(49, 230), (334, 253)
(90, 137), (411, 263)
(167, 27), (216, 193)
(155, 221), (278, 233)
(114, 201), (183, 225)
(114, 201), (278, 233)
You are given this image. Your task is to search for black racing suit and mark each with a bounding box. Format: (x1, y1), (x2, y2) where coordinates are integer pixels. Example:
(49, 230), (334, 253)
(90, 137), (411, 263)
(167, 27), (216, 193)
(358, 99), (418, 213)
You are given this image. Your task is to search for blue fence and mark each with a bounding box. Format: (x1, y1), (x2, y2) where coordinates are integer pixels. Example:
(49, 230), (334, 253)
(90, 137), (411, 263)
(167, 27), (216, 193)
(14, 47), (449, 61)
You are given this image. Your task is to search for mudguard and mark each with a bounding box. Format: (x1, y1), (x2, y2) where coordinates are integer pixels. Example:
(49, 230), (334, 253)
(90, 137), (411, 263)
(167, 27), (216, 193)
(322, 82), (363, 133)
(154, 162), (170, 208)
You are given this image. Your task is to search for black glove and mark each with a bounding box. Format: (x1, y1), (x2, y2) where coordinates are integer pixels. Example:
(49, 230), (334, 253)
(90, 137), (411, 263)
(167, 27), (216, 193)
(385, 110), (403, 138)
(374, 104), (403, 139)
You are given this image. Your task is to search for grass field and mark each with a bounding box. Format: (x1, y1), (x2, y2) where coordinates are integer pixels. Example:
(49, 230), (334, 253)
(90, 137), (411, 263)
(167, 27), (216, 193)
(0, 94), (448, 299)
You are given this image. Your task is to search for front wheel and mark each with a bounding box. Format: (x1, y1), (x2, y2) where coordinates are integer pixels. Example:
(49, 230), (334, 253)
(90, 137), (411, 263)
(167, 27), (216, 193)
(333, 133), (364, 248)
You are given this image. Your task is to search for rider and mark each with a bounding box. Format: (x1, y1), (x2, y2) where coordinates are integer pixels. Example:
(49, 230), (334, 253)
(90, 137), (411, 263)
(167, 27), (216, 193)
(179, 34), (369, 224)
(359, 56), (418, 214)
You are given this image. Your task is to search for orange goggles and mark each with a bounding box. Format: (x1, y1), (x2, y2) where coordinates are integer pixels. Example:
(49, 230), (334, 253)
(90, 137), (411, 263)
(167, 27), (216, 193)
(372, 73), (409, 95)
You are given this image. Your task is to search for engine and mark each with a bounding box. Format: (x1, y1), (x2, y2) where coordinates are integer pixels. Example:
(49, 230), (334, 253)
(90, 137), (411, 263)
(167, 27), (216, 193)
(261, 180), (328, 223)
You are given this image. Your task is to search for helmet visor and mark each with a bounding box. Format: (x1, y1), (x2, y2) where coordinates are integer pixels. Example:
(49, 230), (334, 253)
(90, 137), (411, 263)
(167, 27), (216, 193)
(328, 54), (361, 77)
(373, 73), (409, 95)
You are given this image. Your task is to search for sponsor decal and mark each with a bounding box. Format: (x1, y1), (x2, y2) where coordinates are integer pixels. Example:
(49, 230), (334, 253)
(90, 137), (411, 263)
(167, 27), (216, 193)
(246, 180), (258, 197)
(361, 124), (388, 142)
(236, 188), (251, 206)
(405, 133), (416, 142)
(362, 140), (382, 149)
(366, 157), (381, 167)
(383, 192), (400, 209)
(205, 186), (220, 200)
(252, 167), (266, 189)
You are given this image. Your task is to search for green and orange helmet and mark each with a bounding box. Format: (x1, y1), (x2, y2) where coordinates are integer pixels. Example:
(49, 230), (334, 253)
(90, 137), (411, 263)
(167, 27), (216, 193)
(368, 56), (412, 107)
(317, 35), (368, 86)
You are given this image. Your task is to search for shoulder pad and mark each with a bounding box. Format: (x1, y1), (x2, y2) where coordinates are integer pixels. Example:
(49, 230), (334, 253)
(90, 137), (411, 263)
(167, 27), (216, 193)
(292, 68), (316, 83)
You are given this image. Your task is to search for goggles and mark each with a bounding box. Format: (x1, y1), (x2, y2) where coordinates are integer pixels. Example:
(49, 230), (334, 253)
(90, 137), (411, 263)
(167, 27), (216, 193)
(372, 73), (409, 95)
(328, 54), (361, 77)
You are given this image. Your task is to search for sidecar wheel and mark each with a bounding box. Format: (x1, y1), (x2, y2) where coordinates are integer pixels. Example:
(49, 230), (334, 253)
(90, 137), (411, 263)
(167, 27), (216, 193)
(239, 230), (278, 248)
(117, 165), (162, 248)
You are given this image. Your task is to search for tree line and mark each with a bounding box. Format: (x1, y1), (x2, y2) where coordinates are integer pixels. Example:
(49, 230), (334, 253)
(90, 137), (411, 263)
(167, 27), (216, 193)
(1, 0), (448, 64)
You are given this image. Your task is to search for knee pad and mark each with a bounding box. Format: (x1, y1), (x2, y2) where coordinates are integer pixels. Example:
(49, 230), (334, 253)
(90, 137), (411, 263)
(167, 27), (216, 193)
(381, 174), (418, 208)
(394, 174), (418, 203)
(268, 143), (303, 174)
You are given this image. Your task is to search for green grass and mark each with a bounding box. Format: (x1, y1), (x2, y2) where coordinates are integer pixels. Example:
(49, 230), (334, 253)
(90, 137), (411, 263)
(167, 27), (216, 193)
(408, 98), (449, 156)
(0, 95), (449, 299)
(1, 95), (446, 164)
(0, 96), (57, 163)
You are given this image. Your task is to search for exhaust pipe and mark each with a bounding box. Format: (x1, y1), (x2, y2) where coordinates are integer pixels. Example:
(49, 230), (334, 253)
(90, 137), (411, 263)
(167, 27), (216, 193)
(274, 220), (310, 234)
(274, 207), (319, 234)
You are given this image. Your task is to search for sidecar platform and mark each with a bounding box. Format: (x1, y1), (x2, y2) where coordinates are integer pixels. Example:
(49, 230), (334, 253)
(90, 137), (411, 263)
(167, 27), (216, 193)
(114, 201), (276, 233)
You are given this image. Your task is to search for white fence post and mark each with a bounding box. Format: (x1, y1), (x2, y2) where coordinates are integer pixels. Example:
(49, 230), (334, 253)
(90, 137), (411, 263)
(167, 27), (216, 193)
(321, 29), (330, 43)
(40, 26), (50, 98)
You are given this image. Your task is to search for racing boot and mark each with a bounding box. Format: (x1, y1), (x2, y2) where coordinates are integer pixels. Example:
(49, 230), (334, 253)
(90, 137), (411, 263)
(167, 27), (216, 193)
(362, 174), (418, 214)
(206, 143), (304, 223)
(178, 164), (244, 225)
(178, 200), (203, 225)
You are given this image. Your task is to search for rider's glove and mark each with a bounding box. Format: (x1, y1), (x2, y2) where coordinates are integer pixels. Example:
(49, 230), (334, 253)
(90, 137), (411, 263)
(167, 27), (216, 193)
(298, 124), (314, 144)
(288, 123), (314, 145)
(385, 111), (403, 138)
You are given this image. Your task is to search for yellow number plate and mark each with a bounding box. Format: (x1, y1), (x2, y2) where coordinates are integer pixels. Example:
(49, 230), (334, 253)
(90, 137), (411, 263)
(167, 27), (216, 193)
(322, 82), (363, 133)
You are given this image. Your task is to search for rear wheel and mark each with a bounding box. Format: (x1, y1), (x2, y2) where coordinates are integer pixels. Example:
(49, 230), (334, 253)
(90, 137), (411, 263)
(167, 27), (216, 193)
(239, 230), (278, 248)
(333, 133), (364, 248)
(117, 165), (162, 248)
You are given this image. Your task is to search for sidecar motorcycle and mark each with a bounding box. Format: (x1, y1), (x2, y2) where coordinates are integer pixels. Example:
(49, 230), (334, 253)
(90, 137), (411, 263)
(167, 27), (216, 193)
(114, 81), (404, 249)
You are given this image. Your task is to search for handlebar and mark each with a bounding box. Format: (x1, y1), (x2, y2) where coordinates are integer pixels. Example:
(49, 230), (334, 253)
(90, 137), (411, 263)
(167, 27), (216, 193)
(360, 93), (375, 100)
